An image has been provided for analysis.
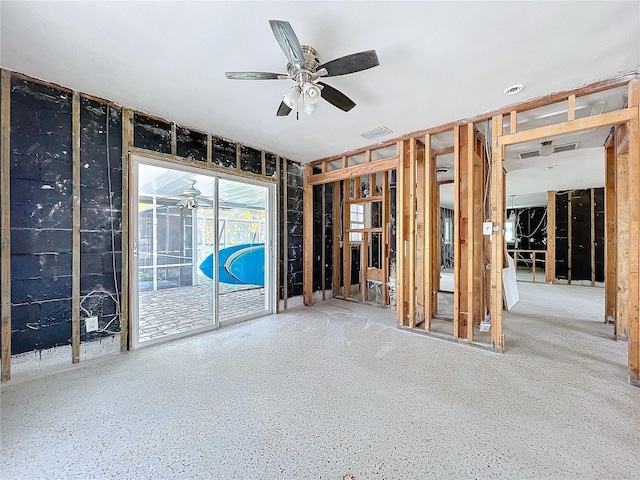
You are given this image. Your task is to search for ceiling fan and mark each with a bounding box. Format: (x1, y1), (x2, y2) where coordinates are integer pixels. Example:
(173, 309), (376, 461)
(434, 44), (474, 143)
(177, 180), (201, 210)
(225, 20), (379, 117)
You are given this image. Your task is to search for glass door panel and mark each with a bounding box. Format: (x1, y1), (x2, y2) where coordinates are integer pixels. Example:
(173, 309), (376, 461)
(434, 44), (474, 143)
(217, 178), (269, 324)
(134, 161), (216, 346)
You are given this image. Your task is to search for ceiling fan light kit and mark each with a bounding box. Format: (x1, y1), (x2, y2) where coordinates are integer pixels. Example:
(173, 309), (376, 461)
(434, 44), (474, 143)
(539, 141), (554, 156)
(225, 20), (379, 117)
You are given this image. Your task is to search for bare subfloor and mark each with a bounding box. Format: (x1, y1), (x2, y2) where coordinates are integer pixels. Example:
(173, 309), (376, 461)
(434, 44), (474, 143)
(2, 283), (639, 479)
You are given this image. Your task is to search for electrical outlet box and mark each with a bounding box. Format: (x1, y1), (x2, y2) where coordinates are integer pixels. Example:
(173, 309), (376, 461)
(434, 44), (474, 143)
(85, 316), (99, 333)
(482, 222), (493, 236)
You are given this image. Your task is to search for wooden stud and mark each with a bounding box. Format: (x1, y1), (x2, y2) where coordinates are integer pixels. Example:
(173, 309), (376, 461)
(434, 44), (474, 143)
(567, 94), (576, 121)
(416, 143), (425, 324)
(604, 143), (617, 323)
(616, 153), (630, 339)
(382, 171), (390, 305)
(407, 139), (417, 327)
(303, 165), (314, 306)
(332, 180), (341, 297)
(490, 115), (505, 351)
(627, 78), (639, 384)
(72, 92), (81, 363)
(361, 231), (369, 302)
(546, 191), (556, 283)
(453, 126), (464, 338)
(424, 134), (433, 331)
(121, 108), (133, 351)
(432, 168), (441, 313)
(510, 111), (517, 134)
(1, 70), (12, 381)
(261, 151), (266, 177)
(343, 173), (351, 299)
(171, 122), (177, 156)
(467, 123), (480, 340)
(206, 134), (212, 163)
(396, 141), (405, 325)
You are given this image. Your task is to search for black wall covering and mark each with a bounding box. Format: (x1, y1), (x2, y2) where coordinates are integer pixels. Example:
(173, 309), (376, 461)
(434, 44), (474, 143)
(555, 193), (569, 279)
(286, 160), (304, 297)
(570, 190), (592, 280)
(240, 145), (262, 175)
(10, 78), (73, 354)
(554, 188), (604, 282)
(79, 98), (122, 340)
(4, 71), (303, 357)
(176, 127), (207, 161)
(323, 182), (333, 291)
(133, 113), (171, 153)
(212, 136), (237, 169)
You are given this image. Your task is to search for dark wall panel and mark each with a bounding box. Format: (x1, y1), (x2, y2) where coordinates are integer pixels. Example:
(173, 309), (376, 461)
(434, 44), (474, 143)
(10, 78), (73, 354)
(133, 113), (171, 153)
(212, 137), (236, 168)
(79, 98), (123, 339)
(176, 127), (207, 161)
(555, 193), (569, 279)
(240, 145), (262, 175)
(286, 160), (304, 297)
(571, 190), (592, 281)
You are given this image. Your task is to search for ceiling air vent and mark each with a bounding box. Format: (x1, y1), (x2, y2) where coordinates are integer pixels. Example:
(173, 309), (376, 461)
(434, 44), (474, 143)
(360, 126), (392, 140)
(518, 142), (578, 160)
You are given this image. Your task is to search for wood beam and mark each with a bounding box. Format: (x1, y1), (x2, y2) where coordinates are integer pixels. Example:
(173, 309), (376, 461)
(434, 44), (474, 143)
(382, 171), (390, 305)
(72, 92), (81, 363)
(1, 70), (11, 381)
(307, 156), (399, 186)
(490, 115), (505, 351)
(567, 95), (576, 121)
(498, 107), (638, 146)
(616, 152), (630, 339)
(627, 78), (640, 385)
(424, 135), (433, 330)
(303, 165), (314, 306)
(605, 143), (617, 323)
(396, 141), (406, 325)
(332, 181), (341, 298)
(121, 108), (133, 351)
(407, 139), (417, 327)
(343, 173), (351, 299)
(282, 159), (288, 309)
(546, 191), (556, 284)
(313, 72), (638, 165)
(416, 143), (425, 324)
(453, 126), (466, 338)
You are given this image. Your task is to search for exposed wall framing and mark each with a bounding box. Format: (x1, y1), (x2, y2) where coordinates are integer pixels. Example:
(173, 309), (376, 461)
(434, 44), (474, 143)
(0, 69), (303, 380)
(304, 73), (640, 382)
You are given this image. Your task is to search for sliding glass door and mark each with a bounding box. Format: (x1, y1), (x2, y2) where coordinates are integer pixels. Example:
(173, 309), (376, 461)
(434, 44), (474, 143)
(131, 156), (274, 347)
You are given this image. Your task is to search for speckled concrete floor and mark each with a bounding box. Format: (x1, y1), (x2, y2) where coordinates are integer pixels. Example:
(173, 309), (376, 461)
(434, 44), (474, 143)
(2, 283), (639, 479)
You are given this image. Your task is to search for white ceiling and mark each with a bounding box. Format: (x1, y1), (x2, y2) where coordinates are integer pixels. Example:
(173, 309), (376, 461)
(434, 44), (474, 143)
(1, 1), (639, 208)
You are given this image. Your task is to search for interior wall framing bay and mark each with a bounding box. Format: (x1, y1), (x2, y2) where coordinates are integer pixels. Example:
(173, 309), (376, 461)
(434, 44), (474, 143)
(0, 69), (304, 381)
(303, 73), (640, 386)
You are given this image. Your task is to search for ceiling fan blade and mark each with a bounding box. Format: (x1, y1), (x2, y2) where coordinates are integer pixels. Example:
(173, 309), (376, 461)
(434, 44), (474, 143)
(276, 101), (292, 117)
(319, 50), (379, 77)
(225, 72), (284, 80)
(317, 82), (356, 112)
(269, 20), (305, 67)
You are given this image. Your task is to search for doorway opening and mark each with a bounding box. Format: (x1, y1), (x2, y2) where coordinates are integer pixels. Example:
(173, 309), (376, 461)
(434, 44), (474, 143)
(131, 156), (275, 347)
